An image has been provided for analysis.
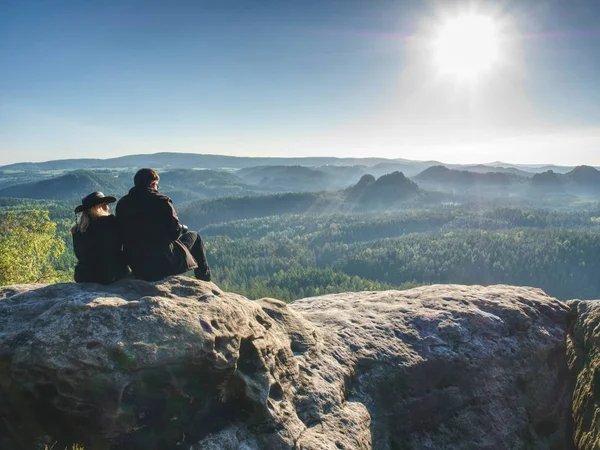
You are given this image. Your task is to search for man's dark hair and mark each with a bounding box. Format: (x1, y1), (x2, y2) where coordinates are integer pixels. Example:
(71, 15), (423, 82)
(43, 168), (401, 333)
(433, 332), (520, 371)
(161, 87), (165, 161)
(134, 168), (160, 187)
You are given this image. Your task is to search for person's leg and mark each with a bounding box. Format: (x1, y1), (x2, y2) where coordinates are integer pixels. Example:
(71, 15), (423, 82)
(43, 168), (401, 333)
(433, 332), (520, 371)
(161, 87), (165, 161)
(179, 231), (211, 281)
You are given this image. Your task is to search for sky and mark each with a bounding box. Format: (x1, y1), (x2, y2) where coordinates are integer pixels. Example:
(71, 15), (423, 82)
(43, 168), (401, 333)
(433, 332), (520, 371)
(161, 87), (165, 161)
(1, 0), (600, 166)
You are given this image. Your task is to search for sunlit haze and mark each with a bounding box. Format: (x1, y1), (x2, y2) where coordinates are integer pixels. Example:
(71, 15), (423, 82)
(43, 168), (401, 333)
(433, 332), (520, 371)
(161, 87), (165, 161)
(1, 0), (600, 166)
(433, 14), (502, 80)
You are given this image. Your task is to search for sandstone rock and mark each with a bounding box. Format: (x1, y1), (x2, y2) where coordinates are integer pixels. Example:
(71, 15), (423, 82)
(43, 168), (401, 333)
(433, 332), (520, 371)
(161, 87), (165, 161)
(290, 285), (572, 450)
(567, 299), (600, 450)
(0, 277), (312, 449)
(0, 279), (572, 449)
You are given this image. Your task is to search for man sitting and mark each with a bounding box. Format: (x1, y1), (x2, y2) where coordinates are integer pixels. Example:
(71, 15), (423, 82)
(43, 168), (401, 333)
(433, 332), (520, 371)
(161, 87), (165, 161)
(116, 168), (211, 282)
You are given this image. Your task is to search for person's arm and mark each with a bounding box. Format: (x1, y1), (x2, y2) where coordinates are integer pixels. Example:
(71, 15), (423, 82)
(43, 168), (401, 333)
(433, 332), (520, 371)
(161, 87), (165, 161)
(162, 197), (184, 240)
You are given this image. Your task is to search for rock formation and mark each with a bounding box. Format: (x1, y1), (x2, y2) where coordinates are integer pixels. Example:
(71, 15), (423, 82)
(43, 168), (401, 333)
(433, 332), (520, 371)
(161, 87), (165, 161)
(0, 277), (576, 449)
(567, 300), (600, 450)
(290, 286), (571, 450)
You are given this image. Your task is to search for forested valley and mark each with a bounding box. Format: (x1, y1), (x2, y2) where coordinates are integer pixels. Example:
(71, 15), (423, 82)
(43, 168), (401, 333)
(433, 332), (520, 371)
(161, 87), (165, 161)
(2, 156), (600, 301)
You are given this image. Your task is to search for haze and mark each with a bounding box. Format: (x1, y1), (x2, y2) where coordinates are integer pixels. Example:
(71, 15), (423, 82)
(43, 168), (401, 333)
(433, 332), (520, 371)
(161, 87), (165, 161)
(1, 0), (600, 166)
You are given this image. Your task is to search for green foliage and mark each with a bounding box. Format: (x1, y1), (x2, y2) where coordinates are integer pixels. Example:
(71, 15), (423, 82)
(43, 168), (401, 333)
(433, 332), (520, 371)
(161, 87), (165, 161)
(203, 234), (418, 300)
(201, 208), (600, 300)
(44, 444), (84, 450)
(335, 229), (600, 300)
(215, 267), (406, 302)
(4, 193), (600, 302)
(0, 210), (65, 285)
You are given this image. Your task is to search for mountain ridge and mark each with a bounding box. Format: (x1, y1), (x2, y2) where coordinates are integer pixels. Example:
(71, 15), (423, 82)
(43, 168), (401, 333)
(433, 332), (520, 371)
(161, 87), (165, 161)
(3, 152), (597, 174)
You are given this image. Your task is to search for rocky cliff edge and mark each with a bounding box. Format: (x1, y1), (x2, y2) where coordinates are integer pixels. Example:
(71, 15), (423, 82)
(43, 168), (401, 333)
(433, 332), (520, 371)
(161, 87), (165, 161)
(0, 277), (577, 449)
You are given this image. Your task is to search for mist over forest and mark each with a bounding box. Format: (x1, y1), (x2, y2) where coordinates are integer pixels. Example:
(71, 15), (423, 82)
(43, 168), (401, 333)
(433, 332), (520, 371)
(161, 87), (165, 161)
(2, 152), (600, 301)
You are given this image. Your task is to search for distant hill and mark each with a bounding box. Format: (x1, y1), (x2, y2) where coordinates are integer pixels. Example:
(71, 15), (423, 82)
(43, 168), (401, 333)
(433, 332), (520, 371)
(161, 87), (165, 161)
(484, 161), (579, 174)
(316, 165), (369, 186)
(4, 153), (599, 207)
(522, 166), (600, 196)
(179, 172), (428, 229)
(0, 168), (271, 204)
(531, 170), (565, 191)
(460, 164), (534, 178)
(0, 152), (394, 172)
(347, 174), (376, 193)
(178, 192), (342, 229)
(514, 164), (577, 174)
(3, 152), (596, 176)
(565, 166), (600, 185)
(157, 169), (265, 203)
(346, 171), (420, 205)
(0, 170), (131, 201)
(562, 166), (600, 195)
(159, 169), (243, 188)
(236, 165), (334, 192)
(366, 161), (440, 178)
(415, 165), (525, 188)
(0, 166), (420, 204)
(0, 170), (58, 190)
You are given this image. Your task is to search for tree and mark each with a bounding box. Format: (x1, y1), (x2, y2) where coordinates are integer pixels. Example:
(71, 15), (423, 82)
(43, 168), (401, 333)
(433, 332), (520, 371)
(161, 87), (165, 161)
(0, 210), (65, 285)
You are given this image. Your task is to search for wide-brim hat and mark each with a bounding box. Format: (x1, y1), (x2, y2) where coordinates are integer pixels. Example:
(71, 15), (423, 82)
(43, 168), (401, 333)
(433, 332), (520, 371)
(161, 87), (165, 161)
(74, 191), (116, 213)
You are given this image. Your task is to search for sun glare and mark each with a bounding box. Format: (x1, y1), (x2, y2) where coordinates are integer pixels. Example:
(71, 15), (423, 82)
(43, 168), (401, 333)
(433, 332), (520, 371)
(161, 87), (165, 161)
(433, 14), (501, 81)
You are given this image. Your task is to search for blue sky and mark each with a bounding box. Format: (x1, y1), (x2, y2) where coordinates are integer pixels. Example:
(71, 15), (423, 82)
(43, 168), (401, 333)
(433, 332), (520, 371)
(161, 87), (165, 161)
(1, 0), (600, 165)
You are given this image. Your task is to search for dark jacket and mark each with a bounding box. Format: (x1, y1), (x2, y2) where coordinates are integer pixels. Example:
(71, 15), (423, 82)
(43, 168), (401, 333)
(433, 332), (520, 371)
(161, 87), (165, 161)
(72, 215), (129, 284)
(116, 186), (198, 281)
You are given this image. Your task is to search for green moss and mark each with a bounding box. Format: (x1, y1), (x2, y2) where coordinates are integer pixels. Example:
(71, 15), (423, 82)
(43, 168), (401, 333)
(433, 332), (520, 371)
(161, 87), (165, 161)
(108, 346), (136, 370)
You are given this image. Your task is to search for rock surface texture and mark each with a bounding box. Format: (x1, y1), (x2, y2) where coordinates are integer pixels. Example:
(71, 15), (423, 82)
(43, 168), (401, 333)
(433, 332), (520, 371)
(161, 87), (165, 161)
(567, 300), (600, 450)
(290, 285), (572, 450)
(0, 278), (572, 449)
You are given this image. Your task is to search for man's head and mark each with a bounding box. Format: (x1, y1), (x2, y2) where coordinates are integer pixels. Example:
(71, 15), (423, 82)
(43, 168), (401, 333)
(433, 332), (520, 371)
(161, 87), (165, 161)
(134, 168), (160, 189)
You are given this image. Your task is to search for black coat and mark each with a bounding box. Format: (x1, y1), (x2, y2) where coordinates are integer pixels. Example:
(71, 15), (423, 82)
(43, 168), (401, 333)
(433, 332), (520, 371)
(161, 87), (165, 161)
(72, 215), (129, 284)
(116, 186), (198, 281)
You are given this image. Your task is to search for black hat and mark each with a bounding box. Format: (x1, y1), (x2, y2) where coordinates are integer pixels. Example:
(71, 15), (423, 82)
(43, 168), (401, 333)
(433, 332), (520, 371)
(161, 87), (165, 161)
(74, 192), (116, 213)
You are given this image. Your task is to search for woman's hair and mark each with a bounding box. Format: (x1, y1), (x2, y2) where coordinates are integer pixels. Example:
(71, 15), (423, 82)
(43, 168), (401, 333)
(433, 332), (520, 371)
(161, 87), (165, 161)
(71, 203), (110, 233)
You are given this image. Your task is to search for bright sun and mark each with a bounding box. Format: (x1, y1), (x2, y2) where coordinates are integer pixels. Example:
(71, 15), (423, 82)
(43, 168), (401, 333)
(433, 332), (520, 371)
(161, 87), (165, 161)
(433, 14), (501, 80)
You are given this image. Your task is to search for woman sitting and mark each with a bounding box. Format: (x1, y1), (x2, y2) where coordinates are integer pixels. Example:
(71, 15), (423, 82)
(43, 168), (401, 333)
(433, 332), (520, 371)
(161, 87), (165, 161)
(72, 192), (128, 284)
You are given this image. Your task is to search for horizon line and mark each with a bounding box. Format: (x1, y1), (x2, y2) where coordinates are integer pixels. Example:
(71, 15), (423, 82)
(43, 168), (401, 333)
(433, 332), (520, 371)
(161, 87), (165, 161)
(1, 151), (596, 170)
